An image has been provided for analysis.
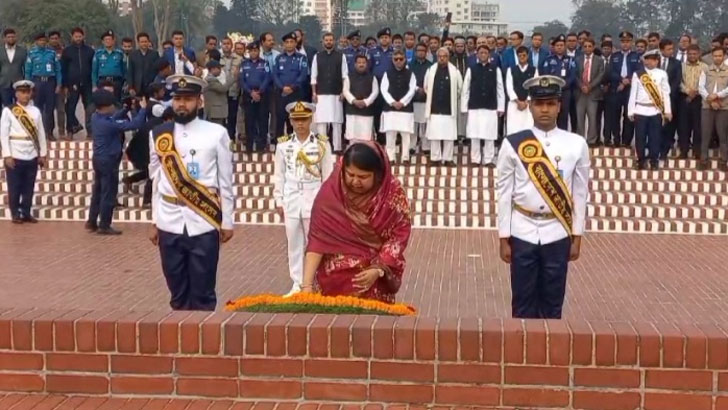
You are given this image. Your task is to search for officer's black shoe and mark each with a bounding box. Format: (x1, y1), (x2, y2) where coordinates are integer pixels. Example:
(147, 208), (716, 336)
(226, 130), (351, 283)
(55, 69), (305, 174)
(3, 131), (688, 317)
(650, 161), (660, 171)
(697, 161), (709, 171)
(21, 215), (38, 224)
(635, 161), (647, 170)
(677, 152), (688, 159)
(444, 161), (456, 167)
(70, 125), (84, 134)
(84, 222), (98, 232)
(11, 217), (23, 224)
(97, 227), (122, 236)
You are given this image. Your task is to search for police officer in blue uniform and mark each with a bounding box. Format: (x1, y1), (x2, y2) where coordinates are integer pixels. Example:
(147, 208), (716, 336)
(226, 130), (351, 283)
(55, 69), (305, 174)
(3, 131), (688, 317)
(272, 31), (308, 140)
(369, 28), (394, 143)
(540, 35), (576, 130)
(25, 32), (62, 139)
(85, 89), (148, 235)
(92, 30), (126, 100)
(607, 31), (641, 147)
(241, 41), (272, 152)
(343, 30), (368, 72)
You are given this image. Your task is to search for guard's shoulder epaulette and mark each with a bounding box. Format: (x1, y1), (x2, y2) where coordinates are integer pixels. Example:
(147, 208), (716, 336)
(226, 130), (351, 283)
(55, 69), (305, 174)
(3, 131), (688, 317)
(277, 135), (290, 143)
(317, 134), (329, 142)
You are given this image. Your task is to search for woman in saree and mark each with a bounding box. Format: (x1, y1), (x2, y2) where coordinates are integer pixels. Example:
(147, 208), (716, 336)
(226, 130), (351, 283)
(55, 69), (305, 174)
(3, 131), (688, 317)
(300, 141), (412, 303)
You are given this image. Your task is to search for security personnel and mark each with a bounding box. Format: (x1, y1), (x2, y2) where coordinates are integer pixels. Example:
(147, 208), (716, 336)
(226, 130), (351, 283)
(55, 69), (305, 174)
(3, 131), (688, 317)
(344, 30), (368, 72)
(0, 80), (47, 224)
(370, 28), (394, 143)
(273, 101), (335, 297)
(24, 32), (61, 138)
(92, 30), (126, 99)
(540, 35), (576, 130)
(148, 74), (235, 311)
(497, 75), (590, 319)
(86, 89), (147, 235)
(608, 31), (641, 147)
(240, 41), (272, 152)
(272, 32), (308, 140)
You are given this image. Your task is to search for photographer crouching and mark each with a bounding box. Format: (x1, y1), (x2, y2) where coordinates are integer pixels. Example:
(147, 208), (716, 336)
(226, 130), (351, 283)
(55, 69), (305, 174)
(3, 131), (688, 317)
(85, 89), (147, 235)
(123, 82), (169, 208)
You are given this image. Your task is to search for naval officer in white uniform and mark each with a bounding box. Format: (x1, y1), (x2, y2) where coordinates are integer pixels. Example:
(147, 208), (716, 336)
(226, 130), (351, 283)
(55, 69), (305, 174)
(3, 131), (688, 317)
(1, 80), (47, 224)
(497, 75), (590, 319)
(148, 74), (235, 311)
(274, 101), (335, 296)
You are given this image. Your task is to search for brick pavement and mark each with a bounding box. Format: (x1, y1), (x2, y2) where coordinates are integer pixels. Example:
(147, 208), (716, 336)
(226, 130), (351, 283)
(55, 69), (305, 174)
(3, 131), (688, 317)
(2, 221), (727, 324)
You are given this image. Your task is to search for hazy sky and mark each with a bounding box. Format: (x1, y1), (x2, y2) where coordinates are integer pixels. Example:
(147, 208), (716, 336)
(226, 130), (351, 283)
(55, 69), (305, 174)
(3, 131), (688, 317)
(501, 0), (575, 32)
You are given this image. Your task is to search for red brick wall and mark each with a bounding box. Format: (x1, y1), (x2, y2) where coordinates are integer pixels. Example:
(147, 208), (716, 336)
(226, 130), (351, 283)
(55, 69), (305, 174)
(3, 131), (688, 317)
(0, 308), (726, 409)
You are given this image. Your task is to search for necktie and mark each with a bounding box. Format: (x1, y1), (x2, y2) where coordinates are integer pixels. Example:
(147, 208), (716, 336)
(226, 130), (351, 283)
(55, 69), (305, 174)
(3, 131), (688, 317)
(621, 53), (628, 78)
(583, 56), (591, 84)
(662, 58), (667, 70)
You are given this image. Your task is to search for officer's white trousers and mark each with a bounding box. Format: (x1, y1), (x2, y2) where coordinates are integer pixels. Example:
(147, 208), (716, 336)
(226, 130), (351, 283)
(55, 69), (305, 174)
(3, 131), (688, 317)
(429, 140), (454, 162)
(284, 216), (310, 293)
(316, 123), (343, 152)
(385, 131), (412, 162)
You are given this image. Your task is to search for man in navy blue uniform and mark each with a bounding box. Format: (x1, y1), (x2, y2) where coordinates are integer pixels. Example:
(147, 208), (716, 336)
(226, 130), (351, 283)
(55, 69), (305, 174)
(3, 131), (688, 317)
(607, 31), (641, 147)
(344, 30), (368, 72)
(272, 32), (308, 139)
(540, 35), (575, 130)
(240, 41), (272, 152)
(369, 28), (394, 143)
(85, 90), (147, 235)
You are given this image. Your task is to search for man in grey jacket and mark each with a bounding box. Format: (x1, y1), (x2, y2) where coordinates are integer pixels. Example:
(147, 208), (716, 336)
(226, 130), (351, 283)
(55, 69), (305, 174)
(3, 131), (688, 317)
(574, 38), (605, 145)
(0, 29), (27, 107)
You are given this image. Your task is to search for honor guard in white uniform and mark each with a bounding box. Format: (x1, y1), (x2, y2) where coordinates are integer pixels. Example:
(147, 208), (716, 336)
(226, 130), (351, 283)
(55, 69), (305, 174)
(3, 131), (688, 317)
(497, 75), (590, 319)
(1, 80), (47, 224)
(148, 74), (235, 311)
(274, 101), (335, 296)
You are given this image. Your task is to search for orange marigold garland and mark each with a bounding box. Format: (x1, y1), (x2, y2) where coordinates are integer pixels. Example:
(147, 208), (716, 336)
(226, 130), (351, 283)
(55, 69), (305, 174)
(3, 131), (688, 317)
(225, 293), (416, 316)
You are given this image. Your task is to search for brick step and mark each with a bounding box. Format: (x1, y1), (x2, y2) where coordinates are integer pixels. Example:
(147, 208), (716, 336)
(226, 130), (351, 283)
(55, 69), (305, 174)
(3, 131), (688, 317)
(8, 191), (728, 215)
(2, 205), (727, 233)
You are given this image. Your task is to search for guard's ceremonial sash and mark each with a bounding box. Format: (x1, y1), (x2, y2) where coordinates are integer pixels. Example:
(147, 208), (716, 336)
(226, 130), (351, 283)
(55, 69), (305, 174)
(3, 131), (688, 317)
(506, 130), (574, 236)
(10, 104), (41, 154)
(153, 122), (223, 230)
(637, 69), (665, 114)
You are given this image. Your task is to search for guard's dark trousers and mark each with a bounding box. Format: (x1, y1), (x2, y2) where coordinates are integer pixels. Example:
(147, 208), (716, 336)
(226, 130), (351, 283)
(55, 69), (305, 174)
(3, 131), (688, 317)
(634, 114), (662, 166)
(159, 229), (220, 311)
(510, 236), (571, 319)
(87, 155), (120, 229)
(6, 158), (38, 219)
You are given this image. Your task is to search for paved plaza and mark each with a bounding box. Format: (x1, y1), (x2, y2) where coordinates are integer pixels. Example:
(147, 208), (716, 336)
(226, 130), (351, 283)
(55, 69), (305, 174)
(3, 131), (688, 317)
(1, 221), (726, 324)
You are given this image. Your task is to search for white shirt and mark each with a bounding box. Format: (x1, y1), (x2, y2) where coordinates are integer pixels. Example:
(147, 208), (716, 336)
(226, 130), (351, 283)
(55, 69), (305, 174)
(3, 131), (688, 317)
(149, 119), (234, 236)
(506, 64), (538, 101)
(461, 63), (505, 113)
(174, 48), (195, 74)
(380, 70), (417, 106)
(676, 49), (687, 64)
(5, 45), (15, 64)
(0, 104), (47, 160)
(342, 75), (379, 109)
(698, 66), (728, 99)
(627, 68), (672, 117)
(497, 126), (590, 245)
(273, 132), (335, 218)
(310, 50), (349, 92)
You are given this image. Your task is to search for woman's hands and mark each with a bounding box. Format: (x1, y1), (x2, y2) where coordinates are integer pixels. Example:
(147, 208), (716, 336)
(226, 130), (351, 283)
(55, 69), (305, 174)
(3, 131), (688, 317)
(352, 268), (383, 293)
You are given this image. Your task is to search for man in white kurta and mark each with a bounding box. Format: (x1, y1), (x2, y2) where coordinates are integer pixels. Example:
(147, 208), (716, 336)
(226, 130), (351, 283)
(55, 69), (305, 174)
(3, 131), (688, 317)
(425, 48), (463, 165)
(311, 32), (348, 153)
(273, 102), (335, 296)
(342, 54), (379, 141)
(462, 45), (505, 166)
(0, 80), (47, 223)
(506, 46), (538, 135)
(380, 50), (417, 163)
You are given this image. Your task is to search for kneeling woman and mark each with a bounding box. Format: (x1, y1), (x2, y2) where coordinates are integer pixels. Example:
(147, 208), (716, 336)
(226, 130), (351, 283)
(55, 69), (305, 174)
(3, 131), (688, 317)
(300, 142), (412, 303)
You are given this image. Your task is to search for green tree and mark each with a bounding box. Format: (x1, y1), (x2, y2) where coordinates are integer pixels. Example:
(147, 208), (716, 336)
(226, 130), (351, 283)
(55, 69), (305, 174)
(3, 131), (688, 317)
(532, 20), (570, 43)
(570, 0), (625, 39)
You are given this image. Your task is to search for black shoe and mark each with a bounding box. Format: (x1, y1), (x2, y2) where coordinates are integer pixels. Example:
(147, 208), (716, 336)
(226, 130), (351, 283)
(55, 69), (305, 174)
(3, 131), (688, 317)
(677, 152), (688, 160)
(429, 160), (441, 166)
(485, 163), (496, 169)
(84, 222), (98, 232)
(11, 217), (23, 224)
(97, 227), (122, 236)
(650, 161), (660, 171)
(444, 161), (456, 167)
(69, 125), (84, 135)
(142, 202), (152, 209)
(21, 215), (38, 224)
(635, 161), (647, 170)
(115, 201), (125, 208)
(697, 161), (709, 171)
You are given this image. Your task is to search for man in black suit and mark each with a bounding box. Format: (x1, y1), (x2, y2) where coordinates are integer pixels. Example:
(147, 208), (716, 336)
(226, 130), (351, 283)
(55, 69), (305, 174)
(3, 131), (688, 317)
(659, 39), (682, 159)
(126, 32), (160, 98)
(0, 28), (27, 107)
(61, 27), (94, 136)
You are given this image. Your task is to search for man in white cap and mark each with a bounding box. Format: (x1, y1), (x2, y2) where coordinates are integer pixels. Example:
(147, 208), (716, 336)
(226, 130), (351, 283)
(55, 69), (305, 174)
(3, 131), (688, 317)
(148, 74), (235, 311)
(274, 101), (335, 296)
(628, 48), (672, 170)
(0, 80), (47, 223)
(497, 75), (590, 319)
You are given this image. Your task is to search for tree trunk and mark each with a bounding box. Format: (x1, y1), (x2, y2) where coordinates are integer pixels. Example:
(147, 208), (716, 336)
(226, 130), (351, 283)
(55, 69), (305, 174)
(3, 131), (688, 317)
(152, 0), (172, 53)
(130, 0), (144, 37)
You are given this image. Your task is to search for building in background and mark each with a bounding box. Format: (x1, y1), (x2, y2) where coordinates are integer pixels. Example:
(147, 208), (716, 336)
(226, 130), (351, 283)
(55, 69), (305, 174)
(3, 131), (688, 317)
(302, 0), (334, 31)
(346, 0), (369, 27)
(428, 0), (507, 35)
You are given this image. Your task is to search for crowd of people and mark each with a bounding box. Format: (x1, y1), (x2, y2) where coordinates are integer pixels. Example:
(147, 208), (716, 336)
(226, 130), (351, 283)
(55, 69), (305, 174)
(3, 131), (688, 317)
(2, 21), (728, 317)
